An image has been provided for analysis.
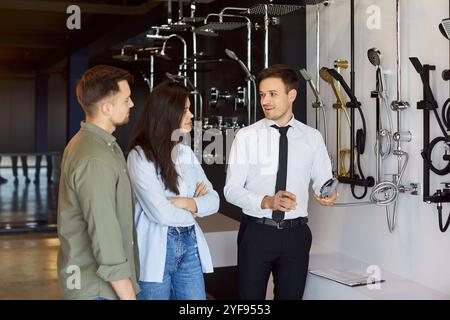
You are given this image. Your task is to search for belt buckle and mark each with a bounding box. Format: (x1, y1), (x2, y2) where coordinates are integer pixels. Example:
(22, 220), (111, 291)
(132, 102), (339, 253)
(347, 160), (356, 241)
(276, 221), (283, 229)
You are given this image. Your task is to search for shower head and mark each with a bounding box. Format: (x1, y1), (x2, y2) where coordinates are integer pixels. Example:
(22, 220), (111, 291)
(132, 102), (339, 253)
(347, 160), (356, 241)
(146, 33), (170, 40)
(245, 1), (329, 15)
(439, 18), (450, 39)
(198, 21), (247, 31)
(112, 53), (137, 62)
(225, 48), (238, 60)
(367, 48), (381, 67)
(154, 50), (171, 60)
(166, 72), (184, 83)
(300, 68), (323, 104)
(319, 67), (335, 84)
(299, 68), (311, 81)
(442, 69), (450, 81)
(327, 68), (360, 105)
(193, 27), (219, 37)
(270, 0), (329, 4)
(246, 4), (303, 16)
(301, 0), (329, 4)
(166, 72), (198, 93)
(225, 48), (254, 80)
(158, 22), (191, 33)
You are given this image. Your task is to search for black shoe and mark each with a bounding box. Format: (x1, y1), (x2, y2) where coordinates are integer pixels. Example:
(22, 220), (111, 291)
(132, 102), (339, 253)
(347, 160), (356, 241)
(0, 176), (7, 184)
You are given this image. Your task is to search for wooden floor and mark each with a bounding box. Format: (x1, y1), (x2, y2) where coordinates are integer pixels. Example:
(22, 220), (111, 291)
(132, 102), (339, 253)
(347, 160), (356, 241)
(0, 233), (62, 300)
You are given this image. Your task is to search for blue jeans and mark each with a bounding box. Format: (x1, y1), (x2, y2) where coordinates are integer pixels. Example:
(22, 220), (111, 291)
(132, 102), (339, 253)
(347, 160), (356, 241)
(137, 226), (206, 300)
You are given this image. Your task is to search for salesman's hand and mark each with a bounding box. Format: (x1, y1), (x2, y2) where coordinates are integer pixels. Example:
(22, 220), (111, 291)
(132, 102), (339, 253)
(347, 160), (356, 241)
(314, 190), (337, 206)
(261, 191), (297, 212)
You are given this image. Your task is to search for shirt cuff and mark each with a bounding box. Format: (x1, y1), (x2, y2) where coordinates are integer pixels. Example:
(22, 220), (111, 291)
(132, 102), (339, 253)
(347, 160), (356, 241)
(193, 197), (205, 217)
(251, 193), (267, 213)
(96, 260), (131, 282)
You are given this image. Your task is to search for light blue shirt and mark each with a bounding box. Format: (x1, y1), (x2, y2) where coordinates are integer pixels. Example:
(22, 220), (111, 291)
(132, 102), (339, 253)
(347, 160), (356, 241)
(127, 144), (220, 282)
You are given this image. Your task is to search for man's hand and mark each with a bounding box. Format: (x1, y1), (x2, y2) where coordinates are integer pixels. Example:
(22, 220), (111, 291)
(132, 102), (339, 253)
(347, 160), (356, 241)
(261, 191), (297, 211)
(314, 190), (337, 206)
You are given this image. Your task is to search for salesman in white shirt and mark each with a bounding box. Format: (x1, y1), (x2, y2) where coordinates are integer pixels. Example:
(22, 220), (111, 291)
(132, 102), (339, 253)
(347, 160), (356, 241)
(224, 64), (337, 300)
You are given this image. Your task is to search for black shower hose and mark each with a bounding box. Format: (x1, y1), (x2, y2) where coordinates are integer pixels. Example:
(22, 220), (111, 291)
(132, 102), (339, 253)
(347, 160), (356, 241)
(351, 105), (372, 199)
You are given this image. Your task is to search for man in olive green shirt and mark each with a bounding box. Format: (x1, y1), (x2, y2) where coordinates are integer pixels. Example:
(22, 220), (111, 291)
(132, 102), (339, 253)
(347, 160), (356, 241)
(57, 65), (139, 300)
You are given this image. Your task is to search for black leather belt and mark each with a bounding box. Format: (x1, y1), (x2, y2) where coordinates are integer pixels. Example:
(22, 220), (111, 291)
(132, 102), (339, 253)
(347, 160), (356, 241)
(246, 215), (308, 230)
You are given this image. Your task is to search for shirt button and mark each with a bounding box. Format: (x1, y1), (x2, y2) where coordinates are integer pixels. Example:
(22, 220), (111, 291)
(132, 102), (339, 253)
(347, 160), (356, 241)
(123, 169), (126, 173)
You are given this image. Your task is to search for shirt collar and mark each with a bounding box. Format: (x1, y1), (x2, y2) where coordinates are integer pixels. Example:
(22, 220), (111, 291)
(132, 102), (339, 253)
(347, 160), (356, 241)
(80, 121), (116, 145)
(264, 114), (297, 130)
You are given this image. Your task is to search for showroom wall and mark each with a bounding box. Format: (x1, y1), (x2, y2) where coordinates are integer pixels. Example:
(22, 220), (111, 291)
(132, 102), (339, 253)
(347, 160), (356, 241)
(306, 0), (450, 295)
(48, 73), (67, 152)
(0, 76), (35, 153)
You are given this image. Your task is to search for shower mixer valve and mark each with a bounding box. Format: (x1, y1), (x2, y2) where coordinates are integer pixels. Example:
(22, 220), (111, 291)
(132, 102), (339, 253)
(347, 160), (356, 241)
(209, 87), (247, 110)
(398, 183), (420, 195)
(393, 131), (412, 143)
(391, 100), (410, 111)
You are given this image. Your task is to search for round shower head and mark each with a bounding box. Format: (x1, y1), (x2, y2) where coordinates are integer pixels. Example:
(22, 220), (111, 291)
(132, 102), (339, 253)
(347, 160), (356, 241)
(112, 53), (137, 62)
(367, 48), (381, 67)
(319, 67), (335, 84)
(439, 18), (450, 40)
(302, 0), (329, 4)
(193, 28), (219, 37)
(154, 50), (171, 61)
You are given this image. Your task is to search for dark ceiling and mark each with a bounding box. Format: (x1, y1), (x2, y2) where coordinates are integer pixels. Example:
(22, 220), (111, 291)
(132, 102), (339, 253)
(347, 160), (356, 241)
(0, 0), (164, 75)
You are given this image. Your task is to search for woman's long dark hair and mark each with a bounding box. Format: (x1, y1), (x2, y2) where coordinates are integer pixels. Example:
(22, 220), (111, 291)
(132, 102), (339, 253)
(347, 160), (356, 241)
(129, 80), (189, 194)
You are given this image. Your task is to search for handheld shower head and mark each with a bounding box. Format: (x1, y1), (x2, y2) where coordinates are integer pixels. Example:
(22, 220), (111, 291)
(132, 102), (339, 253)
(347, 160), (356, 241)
(300, 68), (324, 105)
(225, 48), (238, 60)
(299, 68), (311, 81)
(225, 48), (254, 80)
(319, 67), (335, 84)
(439, 18), (450, 40)
(442, 69), (450, 81)
(367, 48), (381, 67)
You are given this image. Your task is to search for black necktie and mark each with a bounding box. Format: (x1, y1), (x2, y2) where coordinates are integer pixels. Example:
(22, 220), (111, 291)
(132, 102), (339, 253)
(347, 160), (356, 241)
(271, 124), (290, 222)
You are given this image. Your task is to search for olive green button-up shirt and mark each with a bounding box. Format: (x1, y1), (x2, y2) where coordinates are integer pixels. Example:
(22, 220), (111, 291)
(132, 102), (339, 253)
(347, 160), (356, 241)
(57, 121), (140, 300)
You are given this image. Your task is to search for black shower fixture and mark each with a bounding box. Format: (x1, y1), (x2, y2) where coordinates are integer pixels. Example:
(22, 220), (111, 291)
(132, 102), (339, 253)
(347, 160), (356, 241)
(439, 18), (450, 39)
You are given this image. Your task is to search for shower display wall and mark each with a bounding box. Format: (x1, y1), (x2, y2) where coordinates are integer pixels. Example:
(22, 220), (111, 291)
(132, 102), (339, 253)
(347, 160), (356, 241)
(410, 56), (450, 233)
(307, 0), (420, 233)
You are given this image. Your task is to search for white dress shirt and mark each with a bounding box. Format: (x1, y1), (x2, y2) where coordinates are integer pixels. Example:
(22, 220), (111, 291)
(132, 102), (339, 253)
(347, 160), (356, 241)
(224, 116), (332, 219)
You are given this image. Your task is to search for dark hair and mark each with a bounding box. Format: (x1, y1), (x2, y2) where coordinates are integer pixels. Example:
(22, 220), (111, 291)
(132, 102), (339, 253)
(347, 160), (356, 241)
(257, 64), (299, 93)
(129, 81), (190, 194)
(76, 65), (133, 115)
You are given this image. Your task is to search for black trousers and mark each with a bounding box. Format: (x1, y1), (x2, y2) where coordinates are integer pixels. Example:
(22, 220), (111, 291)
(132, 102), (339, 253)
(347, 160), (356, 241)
(237, 215), (312, 300)
(35, 154), (53, 180)
(11, 155), (29, 178)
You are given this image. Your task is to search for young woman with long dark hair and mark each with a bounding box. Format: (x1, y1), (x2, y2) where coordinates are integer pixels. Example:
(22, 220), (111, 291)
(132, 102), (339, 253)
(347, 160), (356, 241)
(127, 81), (219, 300)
